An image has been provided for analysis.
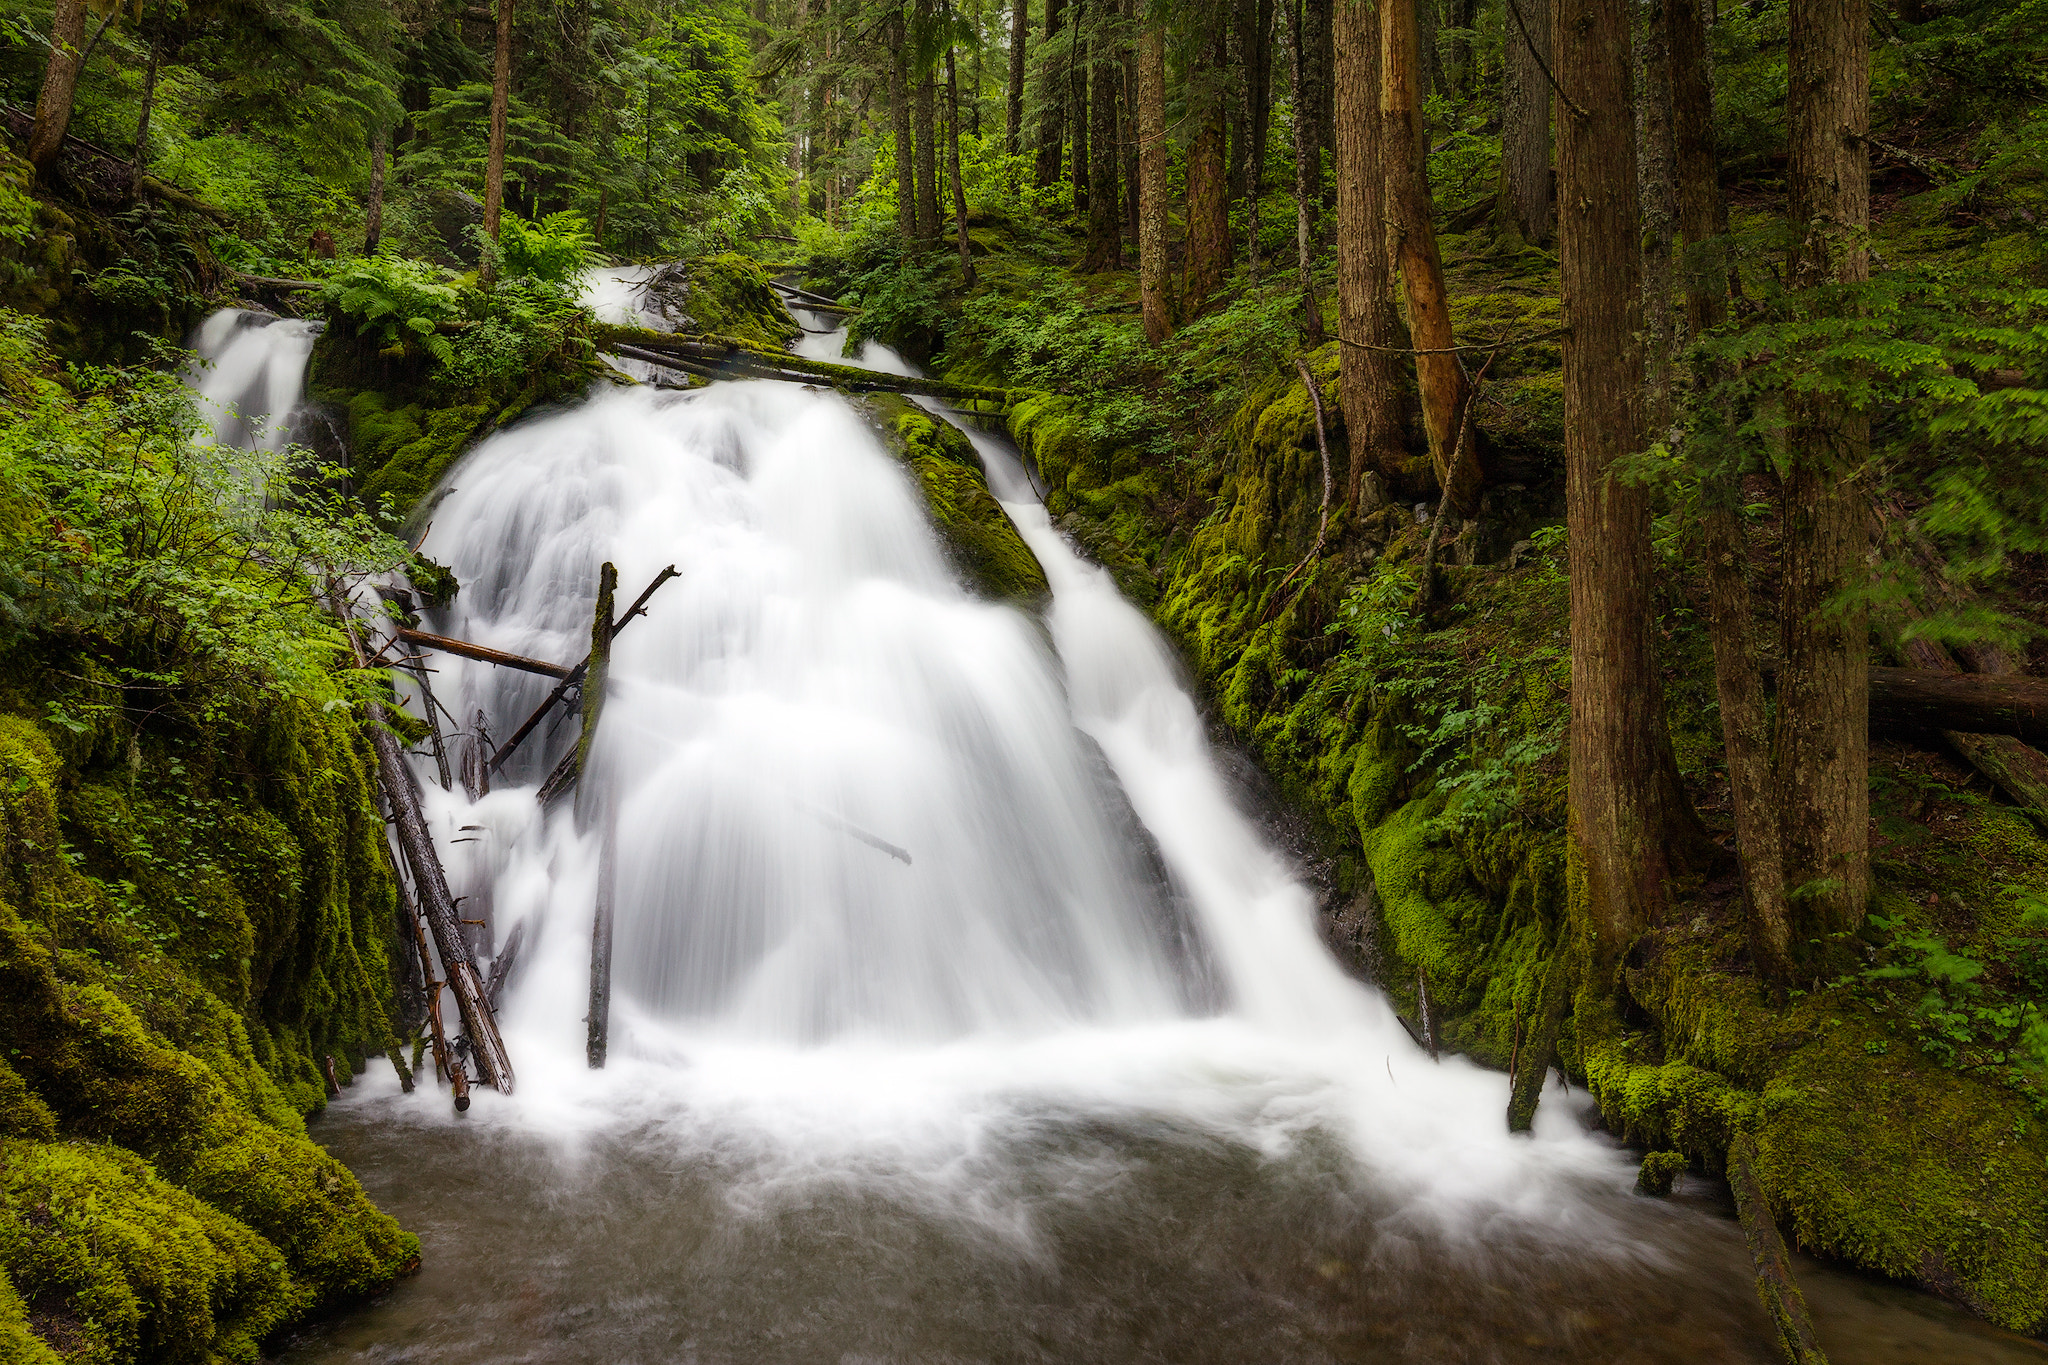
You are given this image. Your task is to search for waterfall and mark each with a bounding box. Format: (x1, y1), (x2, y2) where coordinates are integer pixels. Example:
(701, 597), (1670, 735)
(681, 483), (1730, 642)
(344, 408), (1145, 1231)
(186, 308), (322, 452)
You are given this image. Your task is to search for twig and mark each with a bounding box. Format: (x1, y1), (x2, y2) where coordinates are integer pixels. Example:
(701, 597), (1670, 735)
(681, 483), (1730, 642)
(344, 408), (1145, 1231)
(1412, 345), (1501, 607)
(1260, 360), (1336, 624)
(1502, 0), (1588, 121)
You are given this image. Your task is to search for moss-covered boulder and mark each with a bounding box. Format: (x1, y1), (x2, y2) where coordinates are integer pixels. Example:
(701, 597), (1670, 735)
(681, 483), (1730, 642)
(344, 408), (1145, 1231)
(0, 689), (419, 1359)
(860, 394), (1048, 607)
(654, 252), (802, 350)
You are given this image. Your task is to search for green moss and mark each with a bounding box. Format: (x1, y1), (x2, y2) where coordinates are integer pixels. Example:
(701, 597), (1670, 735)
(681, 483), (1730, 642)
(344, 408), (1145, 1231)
(0, 1138), (301, 1365)
(0, 1270), (62, 1365)
(342, 391), (496, 518)
(861, 394), (1048, 605)
(1636, 1150), (1688, 1196)
(680, 253), (803, 350)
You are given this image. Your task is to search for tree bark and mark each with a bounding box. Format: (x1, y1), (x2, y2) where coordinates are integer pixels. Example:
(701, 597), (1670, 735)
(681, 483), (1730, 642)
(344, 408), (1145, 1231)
(1863, 669), (2048, 747)
(1123, 9), (1139, 246)
(1446, 0), (1477, 94)
(892, 9), (918, 238)
(1139, 16), (1173, 341)
(396, 627), (574, 679)
(1008, 0), (1030, 153)
(1069, 0), (1090, 211)
(580, 564), (617, 1068)
(1777, 0), (1871, 945)
(484, 0), (515, 245)
(1082, 7), (1122, 268)
(1382, 0), (1477, 512)
(915, 31), (943, 245)
(1637, 0), (1679, 438)
(1247, 0), (1275, 275)
(1288, 0), (1325, 342)
(1185, 27), (1230, 312)
(1334, 0), (1407, 503)
(1037, 0), (1067, 187)
(1556, 0), (1700, 958)
(27, 0), (89, 175)
(1672, 0), (1789, 980)
(948, 46), (979, 284)
(366, 128), (388, 255)
(1497, 0), (1553, 245)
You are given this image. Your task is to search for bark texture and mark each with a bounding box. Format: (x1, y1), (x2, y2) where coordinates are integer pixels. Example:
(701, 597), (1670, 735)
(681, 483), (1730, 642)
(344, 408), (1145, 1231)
(891, 12), (917, 238)
(27, 0), (88, 173)
(1382, 0), (1477, 511)
(948, 47), (978, 284)
(915, 42), (942, 245)
(484, 0), (515, 242)
(1776, 0), (1872, 945)
(1185, 28), (1230, 312)
(1556, 0), (1697, 957)
(365, 128), (388, 254)
(1288, 0), (1325, 342)
(1037, 0), (1067, 187)
(1333, 0), (1407, 502)
(1008, 0), (1030, 153)
(1497, 0), (1552, 244)
(1083, 11), (1123, 269)
(1138, 16), (1173, 341)
(1070, 0), (1091, 211)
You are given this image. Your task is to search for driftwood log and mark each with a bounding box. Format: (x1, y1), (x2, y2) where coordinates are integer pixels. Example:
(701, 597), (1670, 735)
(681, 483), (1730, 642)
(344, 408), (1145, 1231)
(396, 626), (575, 679)
(1728, 1135), (1831, 1365)
(590, 324), (1023, 405)
(331, 588), (515, 1099)
(487, 565), (678, 777)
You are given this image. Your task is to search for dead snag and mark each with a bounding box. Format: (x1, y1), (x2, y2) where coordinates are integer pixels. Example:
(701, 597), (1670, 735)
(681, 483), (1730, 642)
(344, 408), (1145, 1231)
(581, 564), (619, 1069)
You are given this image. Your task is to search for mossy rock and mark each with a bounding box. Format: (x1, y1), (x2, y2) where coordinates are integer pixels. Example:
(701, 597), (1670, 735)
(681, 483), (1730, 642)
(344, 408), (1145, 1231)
(859, 393), (1048, 607)
(676, 253), (803, 350)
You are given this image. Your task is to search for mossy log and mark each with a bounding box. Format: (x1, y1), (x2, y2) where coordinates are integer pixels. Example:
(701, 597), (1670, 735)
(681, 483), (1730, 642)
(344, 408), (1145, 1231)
(1729, 1134), (1831, 1365)
(591, 323), (1025, 405)
(233, 271), (321, 293)
(1867, 666), (2048, 745)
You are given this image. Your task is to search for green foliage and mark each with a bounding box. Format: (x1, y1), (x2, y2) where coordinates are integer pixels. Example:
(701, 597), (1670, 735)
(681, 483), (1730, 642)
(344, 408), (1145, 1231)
(323, 257), (463, 364)
(0, 311), (409, 718)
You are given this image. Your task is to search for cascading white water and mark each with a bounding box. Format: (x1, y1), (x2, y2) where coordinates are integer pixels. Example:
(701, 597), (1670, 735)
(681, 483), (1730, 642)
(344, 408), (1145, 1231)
(186, 307), (322, 451)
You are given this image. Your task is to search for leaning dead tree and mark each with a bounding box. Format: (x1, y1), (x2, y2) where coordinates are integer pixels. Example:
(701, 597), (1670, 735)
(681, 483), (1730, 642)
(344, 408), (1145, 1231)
(330, 584), (515, 1104)
(580, 564), (619, 1070)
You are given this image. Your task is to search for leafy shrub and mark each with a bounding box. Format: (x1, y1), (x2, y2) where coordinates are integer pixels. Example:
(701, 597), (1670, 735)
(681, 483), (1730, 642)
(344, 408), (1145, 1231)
(322, 256), (462, 363)
(498, 210), (594, 284)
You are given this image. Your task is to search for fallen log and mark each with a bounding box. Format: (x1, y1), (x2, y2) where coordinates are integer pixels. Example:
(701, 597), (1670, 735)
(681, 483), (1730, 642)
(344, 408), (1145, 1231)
(771, 282), (846, 309)
(590, 324), (1024, 406)
(486, 921), (524, 1009)
(486, 564), (680, 776)
(396, 626), (574, 679)
(234, 271), (322, 293)
(330, 587), (514, 1098)
(403, 871), (467, 1110)
(1729, 1135), (1831, 1365)
(582, 564), (619, 1070)
(1868, 666), (2048, 748)
(1506, 941), (1573, 1133)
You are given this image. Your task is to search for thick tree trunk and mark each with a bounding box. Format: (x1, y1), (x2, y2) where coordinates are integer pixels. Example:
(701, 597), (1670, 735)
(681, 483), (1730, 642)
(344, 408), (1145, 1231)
(915, 60), (942, 244)
(365, 128), (388, 255)
(28, 0), (89, 175)
(948, 47), (979, 284)
(1037, 0), (1067, 187)
(1671, 0), (1789, 979)
(1082, 10), (1122, 268)
(1247, 0), (1275, 275)
(1185, 29), (1230, 312)
(1288, 0), (1324, 342)
(1382, 0), (1477, 512)
(1777, 0), (1871, 944)
(1070, 0), (1090, 211)
(1008, 0), (1030, 153)
(1333, 0), (1407, 503)
(484, 0), (515, 245)
(1497, 0), (1552, 245)
(1138, 17), (1172, 341)
(892, 12), (918, 238)
(1556, 0), (1699, 958)
(1637, 0), (1679, 436)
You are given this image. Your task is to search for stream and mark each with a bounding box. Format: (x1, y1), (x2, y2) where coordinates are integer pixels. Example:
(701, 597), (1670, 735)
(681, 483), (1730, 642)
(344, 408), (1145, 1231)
(185, 292), (2048, 1365)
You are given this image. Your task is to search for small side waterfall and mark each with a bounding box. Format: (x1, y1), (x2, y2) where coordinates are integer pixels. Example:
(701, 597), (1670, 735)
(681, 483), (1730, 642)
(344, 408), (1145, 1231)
(186, 308), (322, 452)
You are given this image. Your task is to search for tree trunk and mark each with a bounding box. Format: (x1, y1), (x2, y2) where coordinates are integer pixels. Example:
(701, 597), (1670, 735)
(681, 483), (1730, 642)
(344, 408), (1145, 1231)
(1446, 0), (1477, 94)
(1288, 0), (1325, 342)
(1497, 0), (1552, 244)
(1123, 3), (1139, 246)
(1334, 0), (1408, 503)
(1082, 8), (1122, 268)
(27, 0), (89, 175)
(1671, 0), (1789, 979)
(1556, 0), (1699, 959)
(1777, 0), (1871, 945)
(1247, 0), (1275, 276)
(1008, 0), (1030, 152)
(130, 36), (160, 196)
(948, 46), (979, 284)
(1185, 28), (1230, 312)
(915, 44), (942, 244)
(1637, 0), (1679, 437)
(1070, 0), (1090, 212)
(1037, 0), (1067, 187)
(365, 127), (388, 255)
(484, 0), (515, 245)
(1313, 0), (1335, 215)
(1382, 0), (1477, 512)
(1139, 16), (1172, 341)
(892, 10), (918, 238)
(1413, 0), (1441, 104)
